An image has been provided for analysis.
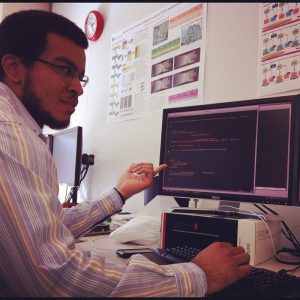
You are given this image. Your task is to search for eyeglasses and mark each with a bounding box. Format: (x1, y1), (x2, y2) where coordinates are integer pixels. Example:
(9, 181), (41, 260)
(36, 58), (89, 87)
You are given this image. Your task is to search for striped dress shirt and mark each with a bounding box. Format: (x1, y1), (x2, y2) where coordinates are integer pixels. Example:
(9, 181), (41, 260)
(0, 82), (207, 297)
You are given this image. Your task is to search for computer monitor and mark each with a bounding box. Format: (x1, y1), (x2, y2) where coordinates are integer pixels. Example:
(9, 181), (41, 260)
(48, 126), (82, 187)
(158, 94), (300, 207)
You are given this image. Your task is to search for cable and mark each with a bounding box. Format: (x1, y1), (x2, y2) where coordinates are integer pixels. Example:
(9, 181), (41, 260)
(280, 264), (300, 273)
(276, 248), (300, 265)
(260, 204), (300, 250)
(80, 165), (89, 182)
(253, 203), (268, 214)
(254, 204), (293, 246)
(65, 164), (89, 203)
(217, 203), (300, 266)
(64, 185), (69, 202)
(254, 203), (300, 265)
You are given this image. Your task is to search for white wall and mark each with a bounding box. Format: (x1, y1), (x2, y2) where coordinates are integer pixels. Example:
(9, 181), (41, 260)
(50, 3), (300, 246)
(1, 3), (49, 19)
(51, 3), (264, 209)
(51, 3), (176, 210)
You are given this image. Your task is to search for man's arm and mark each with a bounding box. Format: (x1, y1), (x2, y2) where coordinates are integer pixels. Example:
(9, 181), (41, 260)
(62, 189), (123, 237)
(0, 122), (208, 297)
(111, 255), (208, 297)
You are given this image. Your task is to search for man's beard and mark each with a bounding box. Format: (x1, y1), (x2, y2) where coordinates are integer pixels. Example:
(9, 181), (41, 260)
(21, 77), (70, 130)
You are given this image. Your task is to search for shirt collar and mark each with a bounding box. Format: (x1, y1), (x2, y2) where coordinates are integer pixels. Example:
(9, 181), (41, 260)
(0, 82), (43, 137)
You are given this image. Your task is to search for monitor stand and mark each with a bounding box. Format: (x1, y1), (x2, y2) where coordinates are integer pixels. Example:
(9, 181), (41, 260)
(174, 197), (189, 207)
(218, 200), (240, 212)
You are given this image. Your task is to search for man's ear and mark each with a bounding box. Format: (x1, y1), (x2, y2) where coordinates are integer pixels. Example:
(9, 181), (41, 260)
(1, 54), (26, 84)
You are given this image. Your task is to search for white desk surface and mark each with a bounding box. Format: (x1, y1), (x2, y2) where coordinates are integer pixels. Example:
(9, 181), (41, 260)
(77, 234), (300, 277)
(77, 234), (144, 265)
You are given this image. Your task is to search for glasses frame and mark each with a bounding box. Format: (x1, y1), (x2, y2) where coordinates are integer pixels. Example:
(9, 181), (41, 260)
(36, 58), (89, 87)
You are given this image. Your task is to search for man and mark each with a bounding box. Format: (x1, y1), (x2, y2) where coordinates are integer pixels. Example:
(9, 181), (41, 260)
(0, 10), (251, 297)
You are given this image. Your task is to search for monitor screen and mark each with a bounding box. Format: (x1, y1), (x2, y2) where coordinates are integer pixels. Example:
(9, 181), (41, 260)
(158, 94), (300, 206)
(48, 126), (82, 187)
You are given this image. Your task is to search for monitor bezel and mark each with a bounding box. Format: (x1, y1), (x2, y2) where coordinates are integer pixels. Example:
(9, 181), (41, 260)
(158, 94), (300, 207)
(48, 126), (82, 187)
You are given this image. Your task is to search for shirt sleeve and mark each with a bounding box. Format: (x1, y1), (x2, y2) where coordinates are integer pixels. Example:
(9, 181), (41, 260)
(111, 254), (208, 297)
(62, 188), (123, 238)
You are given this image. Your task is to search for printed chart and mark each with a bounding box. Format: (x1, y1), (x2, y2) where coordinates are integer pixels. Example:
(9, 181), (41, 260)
(108, 3), (207, 123)
(258, 2), (300, 96)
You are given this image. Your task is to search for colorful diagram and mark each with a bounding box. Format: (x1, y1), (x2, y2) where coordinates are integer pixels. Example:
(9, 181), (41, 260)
(108, 3), (206, 122)
(261, 55), (300, 87)
(261, 24), (300, 62)
(109, 37), (136, 117)
(260, 3), (300, 95)
(262, 3), (300, 32)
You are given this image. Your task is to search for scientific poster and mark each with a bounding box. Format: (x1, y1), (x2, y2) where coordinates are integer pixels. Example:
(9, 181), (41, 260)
(258, 3), (300, 96)
(108, 3), (207, 123)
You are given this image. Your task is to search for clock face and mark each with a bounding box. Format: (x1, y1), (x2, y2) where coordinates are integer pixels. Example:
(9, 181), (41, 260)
(85, 11), (104, 41)
(86, 13), (97, 38)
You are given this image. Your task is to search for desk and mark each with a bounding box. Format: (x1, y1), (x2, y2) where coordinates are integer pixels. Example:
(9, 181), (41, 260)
(77, 234), (300, 277)
(77, 234), (146, 265)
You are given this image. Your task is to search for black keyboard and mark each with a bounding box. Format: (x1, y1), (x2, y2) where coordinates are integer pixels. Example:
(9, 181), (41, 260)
(213, 267), (300, 298)
(155, 245), (200, 263)
(152, 246), (300, 297)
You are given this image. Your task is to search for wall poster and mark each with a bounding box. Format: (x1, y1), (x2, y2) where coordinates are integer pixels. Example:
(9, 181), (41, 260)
(258, 3), (300, 97)
(108, 3), (207, 123)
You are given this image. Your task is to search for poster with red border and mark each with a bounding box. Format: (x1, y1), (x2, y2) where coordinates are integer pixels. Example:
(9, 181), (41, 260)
(108, 3), (207, 123)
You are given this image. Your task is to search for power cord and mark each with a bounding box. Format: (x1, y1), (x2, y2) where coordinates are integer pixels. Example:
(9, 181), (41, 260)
(254, 203), (300, 266)
(254, 204), (300, 250)
(65, 154), (95, 203)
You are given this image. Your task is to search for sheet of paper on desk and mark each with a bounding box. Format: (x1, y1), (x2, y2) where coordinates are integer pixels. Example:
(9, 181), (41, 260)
(110, 213), (135, 232)
(109, 215), (161, 247)
(109, 196), (178, 248)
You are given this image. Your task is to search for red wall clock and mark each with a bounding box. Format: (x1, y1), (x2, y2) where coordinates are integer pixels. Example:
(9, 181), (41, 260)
(84, 10), (104, 41)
